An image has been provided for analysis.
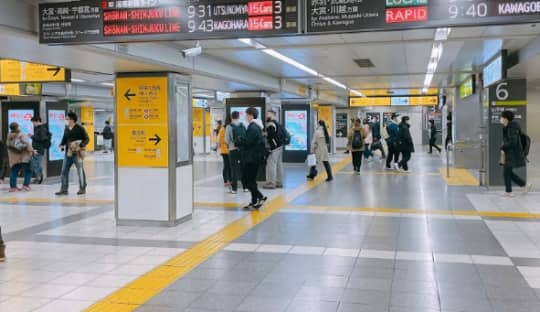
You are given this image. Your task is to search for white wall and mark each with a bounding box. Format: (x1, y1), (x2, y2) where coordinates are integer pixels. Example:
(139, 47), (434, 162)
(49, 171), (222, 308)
(526, 82), (540, 185)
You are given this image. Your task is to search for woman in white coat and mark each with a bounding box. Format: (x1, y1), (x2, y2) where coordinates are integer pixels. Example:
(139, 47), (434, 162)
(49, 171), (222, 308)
(307, 120), (333, 182)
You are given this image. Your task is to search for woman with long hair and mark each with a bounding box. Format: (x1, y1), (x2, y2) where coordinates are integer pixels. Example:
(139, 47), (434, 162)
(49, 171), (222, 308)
(218, 116), (232, 187)
(307, 120), (333, 182)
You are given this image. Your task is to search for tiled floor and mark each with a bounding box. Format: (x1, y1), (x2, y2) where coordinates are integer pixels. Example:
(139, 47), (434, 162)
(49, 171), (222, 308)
(1, 150), (540, 311)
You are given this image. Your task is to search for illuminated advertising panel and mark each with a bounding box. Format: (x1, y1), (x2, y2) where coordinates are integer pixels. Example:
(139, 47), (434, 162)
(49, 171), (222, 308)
(48, 110), (66, 161)
(284, 110), (308, 151)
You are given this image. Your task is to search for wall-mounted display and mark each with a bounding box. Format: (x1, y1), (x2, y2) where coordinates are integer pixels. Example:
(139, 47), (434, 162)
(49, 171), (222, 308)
(48, 109), (66, 161)
(284, 110), (308, 151)
(483, 51), (507, 88)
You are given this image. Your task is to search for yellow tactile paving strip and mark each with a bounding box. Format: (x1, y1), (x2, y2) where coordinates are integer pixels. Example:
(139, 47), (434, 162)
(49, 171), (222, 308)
(288, 205), (540, 220)
(84, 158), (352, 312)
(440, 167), (479, 186)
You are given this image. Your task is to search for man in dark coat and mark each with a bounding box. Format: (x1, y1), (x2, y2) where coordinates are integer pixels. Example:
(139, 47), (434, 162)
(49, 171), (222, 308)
(500, 110), (531, 197)
(397, 116), (414, 173)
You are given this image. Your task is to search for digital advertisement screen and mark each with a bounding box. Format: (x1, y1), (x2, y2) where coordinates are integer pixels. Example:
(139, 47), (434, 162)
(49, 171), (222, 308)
(232, 106), (262, 129)
(7, 110), (34, 142)
(459, 76), (475, 99)
(40, 0), (299, 44)
(48, 110), (66, 161)
(483, 54), (505, 88)
(284, 110), (307, 151)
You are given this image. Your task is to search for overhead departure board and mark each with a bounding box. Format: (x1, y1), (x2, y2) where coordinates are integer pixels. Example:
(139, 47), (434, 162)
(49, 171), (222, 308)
(307, 0), (540, 34)
(39, 0), (299, 44)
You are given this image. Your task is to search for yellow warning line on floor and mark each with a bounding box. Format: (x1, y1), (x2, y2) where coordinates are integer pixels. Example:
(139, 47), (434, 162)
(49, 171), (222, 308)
(84, 157), (351, 312)
(288, 204), (540, 219)
(0, 197), (115, 205)
(337, 171), (439, 176)
(440, 167), (479, 186)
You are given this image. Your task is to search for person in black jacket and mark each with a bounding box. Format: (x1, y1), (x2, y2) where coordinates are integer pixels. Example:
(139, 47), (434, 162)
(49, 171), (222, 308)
(445, 112), (452, 150)
(102, 121), (113, 153)
(30, 116), (50, 184)
(240, 107), (267, 210)
(0, 226), (4, 261)
(56, 112), (90, 196)
(264, 110), (284, 189)
(499, 110), (531, 197)
(397, 116), (414, 173)
(428, 119), (441, 154)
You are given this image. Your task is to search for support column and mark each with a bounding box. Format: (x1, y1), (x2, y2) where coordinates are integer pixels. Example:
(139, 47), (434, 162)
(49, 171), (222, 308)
(115, 72), (193, 226)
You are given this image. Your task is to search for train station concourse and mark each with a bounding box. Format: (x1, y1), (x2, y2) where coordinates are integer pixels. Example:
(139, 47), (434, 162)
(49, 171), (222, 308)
(1, 0), (540, 311)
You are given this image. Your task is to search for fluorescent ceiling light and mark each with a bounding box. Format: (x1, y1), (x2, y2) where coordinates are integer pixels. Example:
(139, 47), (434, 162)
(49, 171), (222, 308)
(237, 38), (266, 49)
(323, 76), (347, 89)
(349, 89), (364, 97)
(71, 78), (85, 83)
(100, 82), (114, 87)
(434, 28), (452, 41)
(262, 49), (319, 76)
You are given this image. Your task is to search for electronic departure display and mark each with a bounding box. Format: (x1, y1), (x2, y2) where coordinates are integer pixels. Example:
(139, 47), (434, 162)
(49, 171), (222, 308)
(307, 0), (540, 34)
(39, 0), (299, 44)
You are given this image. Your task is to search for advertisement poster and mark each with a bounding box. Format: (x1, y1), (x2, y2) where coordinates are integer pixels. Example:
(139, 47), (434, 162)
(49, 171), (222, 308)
(8, 109), (34, 141)
(233, 107), (262, 129)
(336, 113), (348, 138)
(48, 110), (66, 161)
(285, 110), (308, 151)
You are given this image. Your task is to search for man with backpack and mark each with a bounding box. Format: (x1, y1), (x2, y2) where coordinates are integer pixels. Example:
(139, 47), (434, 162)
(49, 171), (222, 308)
(348, 118), (366, 174)
(225, 111), (247, 194)
(499, 110), (532, 197)
(30, 116), (51, 184)
(263, 110), (289, 189)
(102, 120), (113, 153)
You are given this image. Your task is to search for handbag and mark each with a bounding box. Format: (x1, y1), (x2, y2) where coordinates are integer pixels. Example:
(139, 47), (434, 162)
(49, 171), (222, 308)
(307, 154), (317, 167)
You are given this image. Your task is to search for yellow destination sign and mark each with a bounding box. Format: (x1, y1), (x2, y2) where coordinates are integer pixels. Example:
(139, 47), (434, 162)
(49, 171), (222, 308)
(350, 88), (438, 97)
(350, 97), (390, 107)
(117, 126), (169, 168)
(0, 60), (69, 83)
(410, 96), (438, 106)
(0, 84), (20, 96)
(117, 77), (169, 125)
(116, 76), (169, 168)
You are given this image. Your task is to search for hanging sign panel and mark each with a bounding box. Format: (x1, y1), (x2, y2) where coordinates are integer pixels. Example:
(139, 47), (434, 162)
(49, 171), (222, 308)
(39, 0), (299, 44)
(307, 0), (540, 34)
(0, 60), (70, 83)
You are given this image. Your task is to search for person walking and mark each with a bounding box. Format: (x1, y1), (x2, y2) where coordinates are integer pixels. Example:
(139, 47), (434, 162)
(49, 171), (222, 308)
(218, 115), (231, 187)
(102, 120), (113, 153)
(445, 112), (452, 150)
(30, 116), (51, 184)
(0, 226), (5, 261)
(499, 110), (532, 197)
(225, 111), (248, 194)
(370, 116), (386, 160)
(6, 122), (34, 192)
(428, 119), (442, 154)
(363, 119), (373, 161)
(0, 139), (9, 183)
(263, 110), (284, 189)
(56, 112), (90, 196)
(397, 116), (414, 173)
(307, 120), (333, 181)
(348, 119), (367, 175)
(239, 107), (267, 209)
(386, 113), (400, 170)
(344, 118), (355, 154)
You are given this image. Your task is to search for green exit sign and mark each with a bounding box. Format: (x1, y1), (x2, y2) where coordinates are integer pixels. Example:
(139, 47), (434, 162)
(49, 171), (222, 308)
(386, 0), (428, 7)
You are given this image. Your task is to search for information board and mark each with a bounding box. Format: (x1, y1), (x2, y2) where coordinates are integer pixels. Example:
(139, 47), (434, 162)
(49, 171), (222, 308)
(0, 60), (69, 83)
(307, 0), (540, 34)
(48, 110), (66, 161)
(40, 0), (299, 44)
(284, 110), (308, 151)
(116, 76), (169, 167)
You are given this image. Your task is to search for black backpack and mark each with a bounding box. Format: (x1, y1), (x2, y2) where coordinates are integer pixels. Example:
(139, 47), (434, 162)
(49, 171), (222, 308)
(520, 130), (531, 159)
(232, 123), (247, 147)
(351, 130), (363, 149)
(37, 125), (52, 149)
(275, 122), (291, 146)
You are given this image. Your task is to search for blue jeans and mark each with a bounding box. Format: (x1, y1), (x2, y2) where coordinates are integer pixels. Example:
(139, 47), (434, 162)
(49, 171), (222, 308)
(60, 156), (86, 192)
(31, 153), (44, 177)
(10, 163), (32, 188)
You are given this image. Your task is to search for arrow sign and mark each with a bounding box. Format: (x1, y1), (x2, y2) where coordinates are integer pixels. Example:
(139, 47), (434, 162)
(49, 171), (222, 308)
(124, 89), (136, 101)
(47, 67), (61, 77)
(149, 134), (161, 146)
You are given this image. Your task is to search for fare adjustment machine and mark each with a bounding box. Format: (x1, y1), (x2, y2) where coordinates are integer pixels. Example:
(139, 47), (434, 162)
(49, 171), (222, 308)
(115, 73), (193, 226)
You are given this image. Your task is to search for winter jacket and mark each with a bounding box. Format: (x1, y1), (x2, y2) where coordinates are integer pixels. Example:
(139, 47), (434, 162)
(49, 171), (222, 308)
(386, 121), (399, 144)
(32, 124), (50, 155)
(397, 122), (415, 153)
(218, 126), (228, 155)
(241, 120), (266, 165)
(347, 126), (366, 152)
(311, 126), (329, 162)
(430, 124), (439, 140)
(266, 119), (281, 151)
(501, 120), (526, 168)
(60, 124), (89, 153)
(225, 120), (240, 151)
(372, 122), (381, 141)
(7, 132), (33, 167)
(0, 141), (9, 178)
(363, 124), (372, 144)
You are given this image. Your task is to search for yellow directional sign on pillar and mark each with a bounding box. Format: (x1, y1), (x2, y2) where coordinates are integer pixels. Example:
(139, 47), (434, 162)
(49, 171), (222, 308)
(0, 60), (70, 83)
(116, 76), (169, 167)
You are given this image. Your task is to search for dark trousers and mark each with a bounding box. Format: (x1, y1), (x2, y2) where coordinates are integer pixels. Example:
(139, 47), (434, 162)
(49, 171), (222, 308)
(399, 150), (412, 171)
(364, 144), (373, 159)
(429, 138), (441, 153)
(445, 136), (452, 150)
(0, 226), (4, 246)
(504, 166), (526, 193)
(10, 163), (32, 188)
(60, 156), (86, 192)
(221, 154), (231, 184)
(243, 162), (263, 204)
(371, 141), (386, 158)
(386, 143), (399, 167)
(229, 150), (243, 191)
(352, 151), (363, 172)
